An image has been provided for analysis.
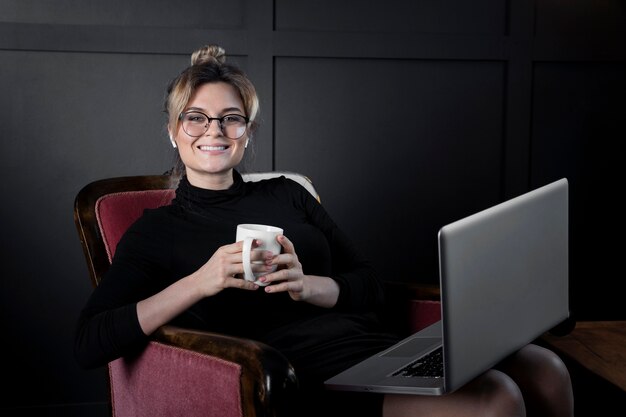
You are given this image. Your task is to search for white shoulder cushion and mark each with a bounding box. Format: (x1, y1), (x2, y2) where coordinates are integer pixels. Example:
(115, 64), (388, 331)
(241, 171), (320, 202)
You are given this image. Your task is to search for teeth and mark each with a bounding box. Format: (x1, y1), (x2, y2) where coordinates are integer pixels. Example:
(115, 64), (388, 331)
(199, 145), (227, 151)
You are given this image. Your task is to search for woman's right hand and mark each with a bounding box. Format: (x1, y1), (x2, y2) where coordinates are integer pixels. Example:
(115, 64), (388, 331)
(193, 239), (270, 297)
(137, 240), (268, 335)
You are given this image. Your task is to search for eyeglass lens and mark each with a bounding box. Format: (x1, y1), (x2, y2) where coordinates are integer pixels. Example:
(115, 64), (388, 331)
(181, 112), (247, 139)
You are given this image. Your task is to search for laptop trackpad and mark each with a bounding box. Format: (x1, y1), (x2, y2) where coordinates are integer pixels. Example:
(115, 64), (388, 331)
(382, 337), (440, 358)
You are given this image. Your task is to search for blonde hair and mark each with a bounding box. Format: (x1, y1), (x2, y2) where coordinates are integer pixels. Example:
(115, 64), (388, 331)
(165, 44), (260, 174)
(190, 44), (226, 66)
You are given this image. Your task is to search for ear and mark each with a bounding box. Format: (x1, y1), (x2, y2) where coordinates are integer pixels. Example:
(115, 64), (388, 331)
(168, 131), (177, 148)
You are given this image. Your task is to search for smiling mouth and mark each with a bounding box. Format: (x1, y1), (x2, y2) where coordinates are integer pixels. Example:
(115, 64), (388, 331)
(198, 145), (229, 151)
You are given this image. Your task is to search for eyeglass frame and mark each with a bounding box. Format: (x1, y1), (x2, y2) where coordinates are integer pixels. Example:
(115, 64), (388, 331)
(178, 110), (250, 139)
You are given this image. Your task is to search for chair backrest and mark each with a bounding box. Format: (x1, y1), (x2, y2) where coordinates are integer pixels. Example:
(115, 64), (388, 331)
(74, 171), (319, 287)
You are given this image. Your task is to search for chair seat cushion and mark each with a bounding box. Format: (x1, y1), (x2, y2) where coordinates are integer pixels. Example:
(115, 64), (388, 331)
(109, 341), (242, 417)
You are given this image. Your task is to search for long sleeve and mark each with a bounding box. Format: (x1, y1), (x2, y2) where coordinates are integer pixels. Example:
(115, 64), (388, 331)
(74, 210), (175, 369)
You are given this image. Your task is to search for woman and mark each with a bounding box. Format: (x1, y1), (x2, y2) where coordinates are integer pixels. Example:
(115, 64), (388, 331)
(75, 44), (574, 417)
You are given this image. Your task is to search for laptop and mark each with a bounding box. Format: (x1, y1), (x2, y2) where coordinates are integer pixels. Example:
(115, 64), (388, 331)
(325, 178), (570, 395)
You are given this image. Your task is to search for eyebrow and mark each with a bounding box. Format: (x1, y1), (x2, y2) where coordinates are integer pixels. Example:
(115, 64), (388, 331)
(186, 106), (244, 115)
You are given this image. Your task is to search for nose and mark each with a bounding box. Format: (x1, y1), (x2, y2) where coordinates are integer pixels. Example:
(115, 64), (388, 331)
(205, 119), (223, 136)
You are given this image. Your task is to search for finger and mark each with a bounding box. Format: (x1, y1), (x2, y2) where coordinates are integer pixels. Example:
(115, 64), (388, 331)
(223, 251), (270, 272)
(271, 251), (293, 262)
(224, 239), (263, 254)
(264, 282), (286, 293)
(226, 276), (259, 291)
(232, 262), (273, 279)
(224, 243), (269, 268)
(276, 235), (295, 253)
(249, 249), (274, 262)
(264, 280), (302, 294)
(261, 267), (292, 284)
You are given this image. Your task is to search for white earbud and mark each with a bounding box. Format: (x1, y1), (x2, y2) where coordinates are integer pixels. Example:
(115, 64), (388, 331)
(245, 138), (249, 149)
(169, 134), (177, 148)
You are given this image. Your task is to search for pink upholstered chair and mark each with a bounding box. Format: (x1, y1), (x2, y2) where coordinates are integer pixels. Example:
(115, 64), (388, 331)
(74, 172), (440, 417)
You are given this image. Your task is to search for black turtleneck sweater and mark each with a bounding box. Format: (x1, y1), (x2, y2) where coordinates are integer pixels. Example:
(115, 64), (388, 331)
(74, 171), (399, 396)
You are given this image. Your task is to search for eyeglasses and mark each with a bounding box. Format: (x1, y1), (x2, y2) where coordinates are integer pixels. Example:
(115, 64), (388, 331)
(179, 111), (249, 139)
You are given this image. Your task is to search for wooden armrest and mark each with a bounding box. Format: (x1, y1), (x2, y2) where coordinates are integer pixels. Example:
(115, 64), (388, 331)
(154, 325), (298, 417)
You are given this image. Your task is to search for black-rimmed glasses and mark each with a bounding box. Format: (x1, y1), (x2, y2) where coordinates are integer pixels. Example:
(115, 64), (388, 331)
(179, 111), (249, 139)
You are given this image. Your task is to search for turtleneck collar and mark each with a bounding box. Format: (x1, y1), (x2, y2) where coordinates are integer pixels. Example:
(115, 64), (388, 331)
(173, 170), (246, 210)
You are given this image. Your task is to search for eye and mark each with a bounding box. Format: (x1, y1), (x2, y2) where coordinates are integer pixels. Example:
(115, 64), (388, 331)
(222, 114), (247, 124)
(184, 112), (207, 123)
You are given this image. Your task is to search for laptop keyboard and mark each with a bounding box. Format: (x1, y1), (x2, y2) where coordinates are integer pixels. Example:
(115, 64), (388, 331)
(392, 346), (443, 378)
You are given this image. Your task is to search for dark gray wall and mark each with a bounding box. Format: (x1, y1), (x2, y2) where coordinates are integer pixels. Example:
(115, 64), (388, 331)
(1, 0), (624, 415)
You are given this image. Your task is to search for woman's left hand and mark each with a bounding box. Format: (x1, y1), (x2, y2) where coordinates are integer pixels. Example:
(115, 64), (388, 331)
(260, 235), (339, 308)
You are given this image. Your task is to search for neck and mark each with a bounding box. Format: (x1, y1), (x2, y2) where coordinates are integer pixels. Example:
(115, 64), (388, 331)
(186, 169), (234, 190)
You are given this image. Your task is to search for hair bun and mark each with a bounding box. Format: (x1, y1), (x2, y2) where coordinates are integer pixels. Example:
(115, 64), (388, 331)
(191, 44), (226, 66)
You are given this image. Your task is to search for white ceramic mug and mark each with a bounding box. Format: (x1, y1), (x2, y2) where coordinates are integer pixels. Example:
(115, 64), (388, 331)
(236, 224), (283, 286)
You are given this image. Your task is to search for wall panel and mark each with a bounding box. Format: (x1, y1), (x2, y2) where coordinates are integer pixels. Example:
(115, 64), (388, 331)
(275, 57), (505, 281)
(0, 0), (245, 29)
(535, 0), (625, 36)
(275, 0), (507, 34)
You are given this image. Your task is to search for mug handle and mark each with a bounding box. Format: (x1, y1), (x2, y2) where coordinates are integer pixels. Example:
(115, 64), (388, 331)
(241, 237), (255, 282)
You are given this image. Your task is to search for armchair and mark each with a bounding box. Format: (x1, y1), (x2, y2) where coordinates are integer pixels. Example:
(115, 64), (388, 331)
(73, 172), (441, 417)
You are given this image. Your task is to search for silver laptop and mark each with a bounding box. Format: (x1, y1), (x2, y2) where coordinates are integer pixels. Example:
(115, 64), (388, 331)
(325, 178), (570, 395)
